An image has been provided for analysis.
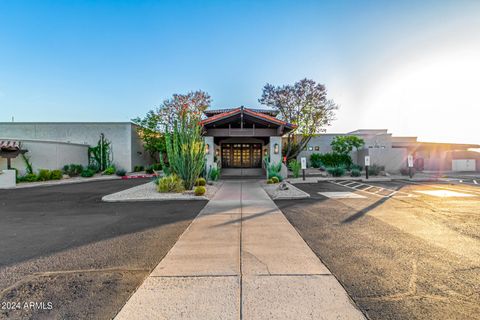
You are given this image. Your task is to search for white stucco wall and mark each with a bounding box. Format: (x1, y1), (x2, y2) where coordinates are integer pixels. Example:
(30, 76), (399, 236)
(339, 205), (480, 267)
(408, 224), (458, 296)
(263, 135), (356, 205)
(0, 122), (146, 171)
(204, 136), (214, 172)
(0, 139), (89, 175)
(269, 136), (282, 165)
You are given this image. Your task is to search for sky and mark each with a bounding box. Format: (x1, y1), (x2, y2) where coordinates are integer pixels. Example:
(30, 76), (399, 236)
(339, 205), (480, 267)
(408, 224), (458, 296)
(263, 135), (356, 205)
(0, 0), (479, 144)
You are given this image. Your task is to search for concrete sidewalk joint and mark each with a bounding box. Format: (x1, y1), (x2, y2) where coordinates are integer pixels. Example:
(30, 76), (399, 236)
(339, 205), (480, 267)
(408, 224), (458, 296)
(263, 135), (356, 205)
(115, 180), (365, 320)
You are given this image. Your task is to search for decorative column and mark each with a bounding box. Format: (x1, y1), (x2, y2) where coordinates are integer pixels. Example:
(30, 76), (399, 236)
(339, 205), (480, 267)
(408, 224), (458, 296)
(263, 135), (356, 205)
(269, 136), (282, 165)
(204, 136), (214, 173)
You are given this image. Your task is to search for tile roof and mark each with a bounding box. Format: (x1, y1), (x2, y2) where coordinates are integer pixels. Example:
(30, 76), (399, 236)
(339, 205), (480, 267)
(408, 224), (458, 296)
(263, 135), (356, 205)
(200, 107), (297, 129)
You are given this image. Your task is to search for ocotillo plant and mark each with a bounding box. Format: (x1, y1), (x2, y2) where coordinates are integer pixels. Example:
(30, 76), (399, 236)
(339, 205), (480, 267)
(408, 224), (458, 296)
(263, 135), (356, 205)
(165, 116), (206, 190)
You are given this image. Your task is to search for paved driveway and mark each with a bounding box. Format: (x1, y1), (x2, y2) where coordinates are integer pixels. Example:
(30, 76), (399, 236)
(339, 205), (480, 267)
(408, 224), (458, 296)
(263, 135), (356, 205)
(276, 180), (480, 320)
(0, 179), (206, 320)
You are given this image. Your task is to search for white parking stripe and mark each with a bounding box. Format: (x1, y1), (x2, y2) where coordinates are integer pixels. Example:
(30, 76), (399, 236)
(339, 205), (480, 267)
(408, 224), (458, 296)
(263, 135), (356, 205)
(474, 180), (478, 185)
(328, 181), (416, 198)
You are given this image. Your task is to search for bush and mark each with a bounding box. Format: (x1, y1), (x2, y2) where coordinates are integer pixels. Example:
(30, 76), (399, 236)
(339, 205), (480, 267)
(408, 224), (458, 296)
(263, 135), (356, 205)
(133, 165), (144, 172)
(350, 169), (361, 177)
(63, 164), (84, 177)
(350, 164), (363, 172)
(37, 169), (51, 181)
(288, 160), (301, 178)
(367, 164), (385, 176)
(157, 174), (185, 193)
(267, 162), (283, 182)
(208, 167), (220, 181)
(310, 153), (322, 168)
(271, 176), (280, 183)
(194, 185), (206, 196)
(103, 165), (116, 175)
(81, 168), (96, 177)
(194, 177), (206, 186)
(18, 173), (38, 183)
(87, 164), (100, 173)
(317, 153), (352, 168)
(116, 169), (127, 177)
(145, 167), (154, 174)
(50, 169), (63, 180)
(327, 166), (346, 177)
(266, 179), (274, 184)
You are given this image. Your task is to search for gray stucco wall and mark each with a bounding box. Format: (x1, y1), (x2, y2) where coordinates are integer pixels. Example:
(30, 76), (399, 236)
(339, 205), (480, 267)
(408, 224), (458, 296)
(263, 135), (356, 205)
(0, 122), (147, 171)
(0, 139), (89, 175)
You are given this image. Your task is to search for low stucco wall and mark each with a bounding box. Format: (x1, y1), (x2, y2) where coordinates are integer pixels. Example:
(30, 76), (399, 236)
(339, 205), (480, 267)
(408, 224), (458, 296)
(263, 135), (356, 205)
(0, 139), (89, 175)
(355, 148), (408, 172)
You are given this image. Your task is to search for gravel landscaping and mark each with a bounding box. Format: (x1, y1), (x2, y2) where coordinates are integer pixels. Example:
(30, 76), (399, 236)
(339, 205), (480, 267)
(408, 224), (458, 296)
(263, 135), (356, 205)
(261, 181), (310, 200)
(102, 181), (223, 202)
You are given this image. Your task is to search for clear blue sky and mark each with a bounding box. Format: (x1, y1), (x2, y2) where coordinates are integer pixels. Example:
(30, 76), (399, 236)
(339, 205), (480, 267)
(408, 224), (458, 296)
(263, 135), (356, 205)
(1, 0), (479, 144)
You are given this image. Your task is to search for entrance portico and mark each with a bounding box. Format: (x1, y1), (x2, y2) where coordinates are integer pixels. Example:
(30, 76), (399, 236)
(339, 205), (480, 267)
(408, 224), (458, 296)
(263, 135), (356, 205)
(201, 107), (296, 176)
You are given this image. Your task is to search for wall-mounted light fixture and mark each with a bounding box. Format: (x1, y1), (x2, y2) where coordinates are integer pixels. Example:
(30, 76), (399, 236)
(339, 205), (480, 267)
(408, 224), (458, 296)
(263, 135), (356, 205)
(205, 144), (210, 155)
(274, 143), (279, 154)
(215, 149), (220, 157)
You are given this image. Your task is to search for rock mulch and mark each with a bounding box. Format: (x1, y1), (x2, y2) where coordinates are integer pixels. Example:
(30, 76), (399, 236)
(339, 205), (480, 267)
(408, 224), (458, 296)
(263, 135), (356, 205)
(102, 181), (222, 202)
(261, 181), (310, 200)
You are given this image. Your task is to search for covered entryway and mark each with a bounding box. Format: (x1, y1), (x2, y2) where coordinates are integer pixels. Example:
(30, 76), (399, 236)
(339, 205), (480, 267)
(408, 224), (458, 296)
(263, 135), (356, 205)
(221, 143), (262, 168)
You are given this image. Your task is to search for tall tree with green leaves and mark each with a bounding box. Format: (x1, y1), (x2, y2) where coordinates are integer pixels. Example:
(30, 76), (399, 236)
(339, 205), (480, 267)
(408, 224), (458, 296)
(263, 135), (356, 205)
(132, 110), (166, 162)
(331, 136), (365, 155)
(259, 78), (338, 161)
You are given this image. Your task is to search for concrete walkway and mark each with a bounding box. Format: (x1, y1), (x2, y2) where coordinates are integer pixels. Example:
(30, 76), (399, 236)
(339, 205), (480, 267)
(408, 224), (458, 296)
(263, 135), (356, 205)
(115, 181), (365, 320)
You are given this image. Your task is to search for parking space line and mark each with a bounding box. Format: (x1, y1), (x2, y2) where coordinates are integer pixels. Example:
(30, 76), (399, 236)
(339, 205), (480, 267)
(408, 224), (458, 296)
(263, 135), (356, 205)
(328, 181), (416, 199)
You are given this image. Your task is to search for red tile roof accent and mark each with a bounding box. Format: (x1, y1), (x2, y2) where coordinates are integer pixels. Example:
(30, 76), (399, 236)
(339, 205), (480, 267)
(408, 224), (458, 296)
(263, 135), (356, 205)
(0, 140), (21, 151)
(200, 107), (297, 129)
(200, 107), (241, 125)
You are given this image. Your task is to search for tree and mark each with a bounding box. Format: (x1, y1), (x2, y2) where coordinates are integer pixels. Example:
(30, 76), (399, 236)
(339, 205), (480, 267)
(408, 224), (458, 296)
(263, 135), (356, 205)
(133, 91), (211, 162)
(331, 136), (365, 155)
(259, 78), (338, 161)
(132, 111), (166, 163)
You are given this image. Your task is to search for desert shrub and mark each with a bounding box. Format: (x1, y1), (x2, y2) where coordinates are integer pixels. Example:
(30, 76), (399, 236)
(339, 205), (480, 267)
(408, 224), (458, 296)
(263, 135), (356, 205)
(208, 167), (220, 181)
(194, 185), (206, 196)
(157, 174), (185, 193)
(318, 153), (352, 168)
(271, 176), (280, 183)
(310, 153), (322, 168)
(327, 166), (346, 177)
(267, 162), (283, 181)
(63, 164), (84, 177)
(18, 173), (38, 183)
(266, 179), (274, 184)
(350, 164), (363, 172)
(81, 168), (96, 177)
(145, 167), (154, 174)
(194, 177), (206, 186)
(87, 164), (100, 173)
(50, 170), (63, 180)
(37, 169), (51, 181)
(350, 169), (361, 177)
(103, 165), (116, 175)
(367, 164), (385, 176)
(288, 160), (301, 178)
(133, 165), (144, 172)
(116, 169), (127, 177)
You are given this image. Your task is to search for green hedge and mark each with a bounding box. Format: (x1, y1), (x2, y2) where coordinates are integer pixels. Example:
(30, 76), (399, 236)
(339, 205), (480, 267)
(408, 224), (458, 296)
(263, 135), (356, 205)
(311, 152), (352, 168)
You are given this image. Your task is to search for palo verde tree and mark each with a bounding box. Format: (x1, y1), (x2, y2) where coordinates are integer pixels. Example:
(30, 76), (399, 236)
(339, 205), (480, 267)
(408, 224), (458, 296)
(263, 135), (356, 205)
(330, 136), (365, 155)
(259, 78), (338, 161)
(132, 110), (166, 162)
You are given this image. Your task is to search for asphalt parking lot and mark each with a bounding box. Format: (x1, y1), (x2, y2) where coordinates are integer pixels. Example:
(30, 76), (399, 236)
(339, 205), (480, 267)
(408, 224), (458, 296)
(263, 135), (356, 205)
(276, 180), (480, 320)
(0, 179), (207, 320)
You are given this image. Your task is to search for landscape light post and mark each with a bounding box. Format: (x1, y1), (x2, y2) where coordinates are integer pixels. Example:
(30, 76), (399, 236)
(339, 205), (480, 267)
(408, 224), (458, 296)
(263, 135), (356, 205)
(408, 155), (414, 179)
(365, 155), (370, 180)
(301, 157), (307, 181)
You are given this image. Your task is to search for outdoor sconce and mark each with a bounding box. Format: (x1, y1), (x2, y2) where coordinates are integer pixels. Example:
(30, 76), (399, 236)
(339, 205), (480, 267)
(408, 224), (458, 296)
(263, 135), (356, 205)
(205, 144), (210, 155)
(274, 143), (279, 154)
(215, 149), (220, 157)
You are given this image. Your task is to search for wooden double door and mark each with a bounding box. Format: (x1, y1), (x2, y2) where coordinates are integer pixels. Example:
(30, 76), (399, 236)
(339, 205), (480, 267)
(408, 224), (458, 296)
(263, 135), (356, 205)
(221, 143), (262, 168)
